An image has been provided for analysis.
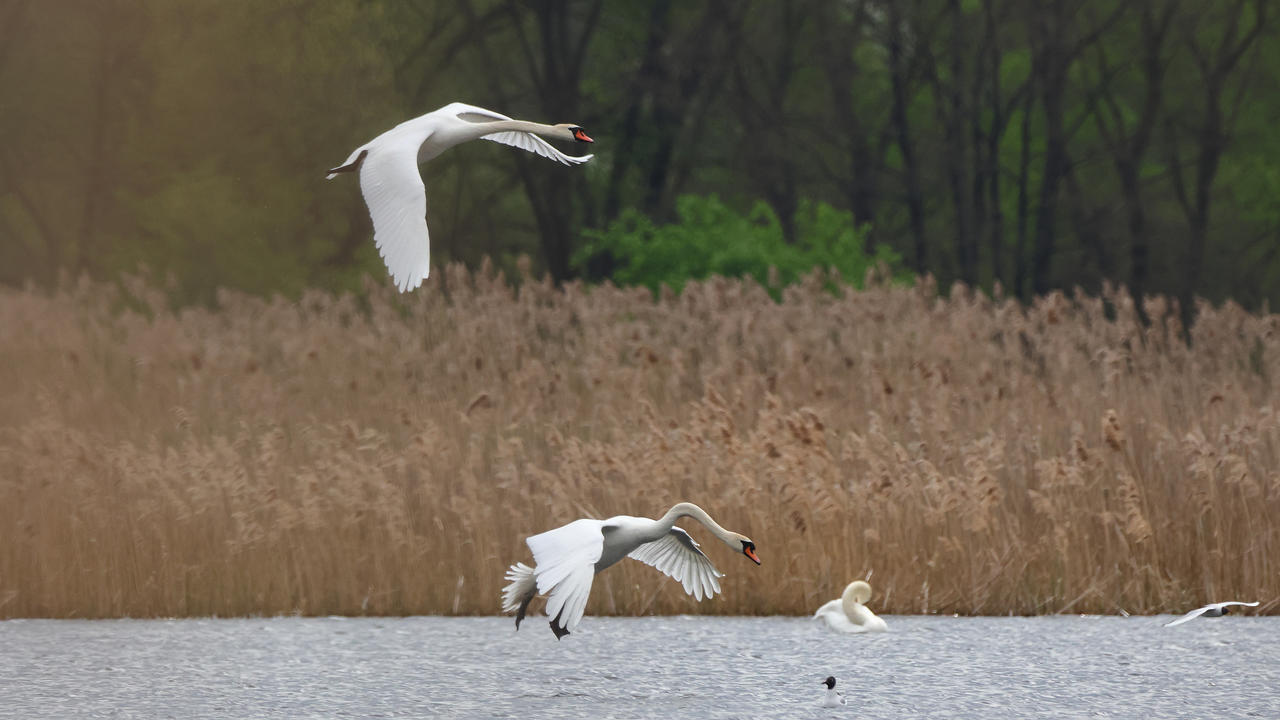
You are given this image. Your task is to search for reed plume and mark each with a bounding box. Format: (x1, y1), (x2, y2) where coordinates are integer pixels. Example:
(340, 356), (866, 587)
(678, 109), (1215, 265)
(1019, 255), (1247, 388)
(1, 268), (1277, 618)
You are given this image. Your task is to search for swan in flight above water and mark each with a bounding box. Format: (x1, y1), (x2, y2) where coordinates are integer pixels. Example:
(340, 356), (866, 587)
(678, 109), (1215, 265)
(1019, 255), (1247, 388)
(820, 676), (848, 707)
(1163, 600), (1259, 627)
(814, 580), (888, 633)
(327, 102), (594, 292)
(501, 502), (760, 639)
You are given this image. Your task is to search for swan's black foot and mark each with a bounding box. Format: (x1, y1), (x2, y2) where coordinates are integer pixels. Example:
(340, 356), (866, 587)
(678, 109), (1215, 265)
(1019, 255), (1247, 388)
(514, 595), (533, 631)
(550, 619), (571, 640)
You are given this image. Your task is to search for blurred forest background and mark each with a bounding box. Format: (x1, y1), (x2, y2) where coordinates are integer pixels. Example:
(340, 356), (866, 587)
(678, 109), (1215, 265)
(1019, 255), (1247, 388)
(1, 0), (1277, 323)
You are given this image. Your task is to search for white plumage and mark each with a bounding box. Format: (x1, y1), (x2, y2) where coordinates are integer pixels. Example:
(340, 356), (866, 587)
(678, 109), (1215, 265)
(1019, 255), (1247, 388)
(821, 676), (848, 707)
(627, 528), (723, 601)
(327, 102), (594, 292)
(1163, 600), (1259, 627)
(502, 502), (759, 638)
(814, 580), (888, 633)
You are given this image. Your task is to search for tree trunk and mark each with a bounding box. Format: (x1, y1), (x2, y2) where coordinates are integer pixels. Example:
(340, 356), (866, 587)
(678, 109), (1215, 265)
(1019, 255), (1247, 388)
(888, 3), (928, 274)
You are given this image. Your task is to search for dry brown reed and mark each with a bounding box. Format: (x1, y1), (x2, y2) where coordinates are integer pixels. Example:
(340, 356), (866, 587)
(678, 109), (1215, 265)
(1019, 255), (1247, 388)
(2, 266), (1278, 618)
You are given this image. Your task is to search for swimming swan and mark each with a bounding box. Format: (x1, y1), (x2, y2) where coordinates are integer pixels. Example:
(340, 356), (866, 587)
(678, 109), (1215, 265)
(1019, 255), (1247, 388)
(1164, 600), (1259, 627)
(327, 102), (594, 292)
(821, 676), (848, 707)
(813, 580), (888, 633)
(501, 502), (760, 638)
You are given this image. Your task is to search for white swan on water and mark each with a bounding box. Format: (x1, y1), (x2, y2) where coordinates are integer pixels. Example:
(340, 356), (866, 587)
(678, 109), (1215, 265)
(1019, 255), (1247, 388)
(327, 102), (594, 292)
(1164, 600), (1259, 627)
(813, 580), (888, 633)
(501, 502), (760, 639)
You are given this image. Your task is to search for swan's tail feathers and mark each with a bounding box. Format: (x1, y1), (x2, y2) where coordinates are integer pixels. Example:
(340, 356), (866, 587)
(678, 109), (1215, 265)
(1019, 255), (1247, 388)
(502, 562), (538, 630)
(325, 148), (368, 180)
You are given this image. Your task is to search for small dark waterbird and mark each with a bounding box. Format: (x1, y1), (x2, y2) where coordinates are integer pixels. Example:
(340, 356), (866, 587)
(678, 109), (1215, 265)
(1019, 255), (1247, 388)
(821, 676), (847, 708)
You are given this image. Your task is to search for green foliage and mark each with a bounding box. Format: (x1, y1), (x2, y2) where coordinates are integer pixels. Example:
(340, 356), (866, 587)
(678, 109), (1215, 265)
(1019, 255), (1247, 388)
(2, 0), (1278, 308)
(575, 195), (906, 297)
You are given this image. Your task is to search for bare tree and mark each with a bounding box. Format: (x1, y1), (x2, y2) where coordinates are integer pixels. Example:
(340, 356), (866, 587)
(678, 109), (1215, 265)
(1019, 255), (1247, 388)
(885, 0), (930, 273)
(449, 0), (603, 282)
(1165, 0), (1268, 336)
(602, 0), (743, 223)
(814, 0), (884, 233)
(1025, 0), (1124, 296)
(1084, 0), (1181, 325)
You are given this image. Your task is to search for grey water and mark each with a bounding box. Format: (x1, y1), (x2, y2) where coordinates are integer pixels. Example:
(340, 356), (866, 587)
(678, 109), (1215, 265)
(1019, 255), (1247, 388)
(2, 615), (1277, 719)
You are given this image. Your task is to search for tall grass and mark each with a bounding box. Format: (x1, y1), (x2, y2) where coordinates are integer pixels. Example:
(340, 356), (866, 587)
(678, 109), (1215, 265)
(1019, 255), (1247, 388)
(2, 266), (1278, 618)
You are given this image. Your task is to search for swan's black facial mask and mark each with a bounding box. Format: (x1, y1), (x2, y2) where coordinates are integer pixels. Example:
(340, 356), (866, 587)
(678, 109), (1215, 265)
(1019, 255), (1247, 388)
(571, 126), (593, 143)
(742, 540), (761, 565)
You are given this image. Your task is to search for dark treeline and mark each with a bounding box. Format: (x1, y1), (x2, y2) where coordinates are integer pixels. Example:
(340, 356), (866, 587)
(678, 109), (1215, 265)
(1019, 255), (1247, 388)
(1, 0), (1277, 320)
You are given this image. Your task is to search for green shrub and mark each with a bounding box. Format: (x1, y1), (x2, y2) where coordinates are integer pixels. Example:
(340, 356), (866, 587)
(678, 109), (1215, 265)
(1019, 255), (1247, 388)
(575, 195), (906, 297)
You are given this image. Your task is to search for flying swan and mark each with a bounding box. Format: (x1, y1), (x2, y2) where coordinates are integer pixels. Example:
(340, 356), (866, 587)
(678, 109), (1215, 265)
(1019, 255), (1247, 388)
(1163, 600), (1259, 627)
(501, 502), (760, 638)
(813, 580), (888, 633)
(326, 102), (595, 292)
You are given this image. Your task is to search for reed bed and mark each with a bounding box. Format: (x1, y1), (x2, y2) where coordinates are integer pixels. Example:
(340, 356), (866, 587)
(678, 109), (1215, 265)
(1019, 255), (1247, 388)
(2, 265), (1278, 618)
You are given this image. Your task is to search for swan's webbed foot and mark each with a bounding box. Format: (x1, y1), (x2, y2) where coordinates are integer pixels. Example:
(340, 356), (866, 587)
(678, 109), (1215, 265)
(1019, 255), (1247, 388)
(514, 594), (533, 631)
(549, 618), (571, 640)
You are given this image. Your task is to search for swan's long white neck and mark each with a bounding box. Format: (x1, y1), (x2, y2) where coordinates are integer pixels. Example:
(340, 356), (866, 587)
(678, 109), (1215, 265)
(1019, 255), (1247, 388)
(471, 119), (572, 141)
(657, 502), (742, 549)
(841, 581), (872, 617)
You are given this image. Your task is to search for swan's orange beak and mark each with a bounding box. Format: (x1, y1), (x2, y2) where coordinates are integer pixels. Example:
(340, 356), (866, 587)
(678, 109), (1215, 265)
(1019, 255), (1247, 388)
(744, 546), (761, 565)
(573, 128), (593, 143)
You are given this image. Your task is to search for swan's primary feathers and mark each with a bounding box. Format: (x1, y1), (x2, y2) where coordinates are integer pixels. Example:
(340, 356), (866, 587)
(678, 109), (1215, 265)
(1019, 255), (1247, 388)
(1163, 600), (1259, 627)
(626, 526), (724, 601)
(502, 502), (758, 638)
(328, 102), (594, 292)
(814, 580), (888, 633)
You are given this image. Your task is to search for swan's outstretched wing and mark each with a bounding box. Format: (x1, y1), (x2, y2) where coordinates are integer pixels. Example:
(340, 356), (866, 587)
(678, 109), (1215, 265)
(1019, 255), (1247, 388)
(1165, 600), (1259, 627)
(479, 130), (594, 166)
(526, 519), (605, 636)
(444, 102), (593, 166)
(357, 135), (432, 292)
(627, 527), (724, 601)
(1164, 606), (1213, 627)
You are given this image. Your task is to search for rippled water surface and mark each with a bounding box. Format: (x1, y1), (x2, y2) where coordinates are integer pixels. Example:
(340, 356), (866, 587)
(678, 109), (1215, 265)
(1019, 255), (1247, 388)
(2, 615), (1278, 718)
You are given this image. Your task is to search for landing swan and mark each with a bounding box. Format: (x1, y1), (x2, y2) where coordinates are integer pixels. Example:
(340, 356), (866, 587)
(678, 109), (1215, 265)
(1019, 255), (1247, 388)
(813, 580), (888, 633)
(821, 676), (847, 707)
(327, 102), (594, 292)
(1164, 600), (1259, 627)
(501, 502), (760, 639)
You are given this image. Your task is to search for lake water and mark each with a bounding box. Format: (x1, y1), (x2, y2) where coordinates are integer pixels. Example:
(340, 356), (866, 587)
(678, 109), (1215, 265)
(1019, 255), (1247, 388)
(1, 615), (1277, 718)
